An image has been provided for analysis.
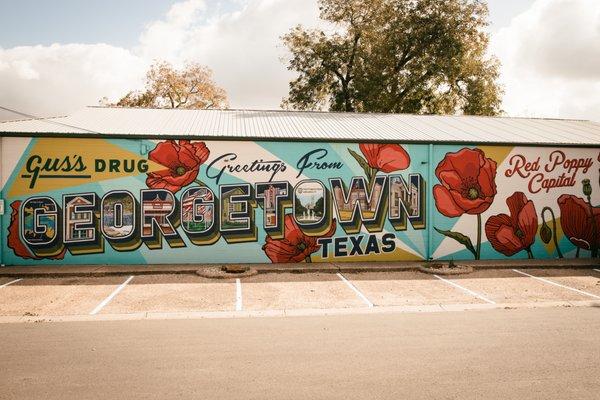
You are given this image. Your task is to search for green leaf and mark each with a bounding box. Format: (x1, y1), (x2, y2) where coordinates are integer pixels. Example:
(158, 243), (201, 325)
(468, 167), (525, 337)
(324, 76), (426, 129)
(348, 148), (371, 178)
(434, 227), (477, 258)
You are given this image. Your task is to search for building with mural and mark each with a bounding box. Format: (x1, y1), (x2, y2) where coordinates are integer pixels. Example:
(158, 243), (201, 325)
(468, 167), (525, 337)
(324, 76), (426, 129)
(0, 107), (599, 266)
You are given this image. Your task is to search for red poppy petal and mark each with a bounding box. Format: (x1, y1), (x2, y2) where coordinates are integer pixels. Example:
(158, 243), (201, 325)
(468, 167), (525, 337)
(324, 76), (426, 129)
(495, 225), (523, 256)
(265, 238), (298, 258)
(448, 190), (492, 215)
(517, 200), (538, 248)
(146, 174), (182, 192)
(377, 144), (411, 172)
(177, 141), (209, 169)
(465, 197), (495, 215)
(477, 159), (497, 197)
(148, 141), (181, 169)
(191, 142), (210, 164)
(445, 148), (482, 181)
(438, 170), (463, 190)
(177, 145), (201, 169)
(485, 214), (522, 256)
(281, 215), (305, 245)
(433, 185), (465, 217)
(359, 143), (381, 168)
(506, 192), (527, 226)
(557, 194), (595, 249)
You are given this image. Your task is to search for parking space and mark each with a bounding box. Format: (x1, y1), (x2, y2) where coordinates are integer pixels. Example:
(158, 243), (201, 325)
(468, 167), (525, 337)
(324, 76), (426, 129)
(1, 268), (599, 319)
(514, 268), (600, 298)
(0, 277), (124, 316)
(344, 271), (485, 306)
(445, 269), (595, 303)
(99, 274), (237, 314)
(242, 273), (367, 310)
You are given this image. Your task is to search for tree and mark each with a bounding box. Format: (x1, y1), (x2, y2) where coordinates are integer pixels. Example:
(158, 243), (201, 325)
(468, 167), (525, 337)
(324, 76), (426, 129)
(113, 61), (228, 109)
(281, 0), (502, 115)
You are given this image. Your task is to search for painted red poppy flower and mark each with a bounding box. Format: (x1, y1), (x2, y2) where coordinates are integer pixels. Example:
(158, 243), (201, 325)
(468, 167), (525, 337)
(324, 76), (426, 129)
(557, 194), (600, 250)
(359, 143), (411, 173)
(485, 192), (538, 257)
(7, 201), (65, 260)
(433, 147), (497, 217)
(7, 201), (38, 259)
(146, 140), (210, 192)
(262, 215), (337, 263)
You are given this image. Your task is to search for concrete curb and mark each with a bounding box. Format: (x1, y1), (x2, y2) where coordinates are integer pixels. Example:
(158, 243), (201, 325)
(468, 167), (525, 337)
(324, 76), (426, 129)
(0, 259), (598, 278)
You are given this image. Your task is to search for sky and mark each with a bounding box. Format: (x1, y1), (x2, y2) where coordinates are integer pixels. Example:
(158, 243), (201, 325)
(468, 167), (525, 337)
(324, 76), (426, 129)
(0, 0), (598, 122)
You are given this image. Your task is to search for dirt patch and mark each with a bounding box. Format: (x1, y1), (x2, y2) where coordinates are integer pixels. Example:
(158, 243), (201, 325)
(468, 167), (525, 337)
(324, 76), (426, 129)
(418, 263), (473, 275)
(196, 266), (258, 279)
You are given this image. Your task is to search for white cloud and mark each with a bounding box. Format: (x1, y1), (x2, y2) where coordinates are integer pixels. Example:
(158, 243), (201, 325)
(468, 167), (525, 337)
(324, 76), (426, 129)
(491, 0), (600, 121)
(176, 0), (321, 108)
(0, 43), (146, 118)
(138, 0), (207, 62)
(0, 0), (320, 120)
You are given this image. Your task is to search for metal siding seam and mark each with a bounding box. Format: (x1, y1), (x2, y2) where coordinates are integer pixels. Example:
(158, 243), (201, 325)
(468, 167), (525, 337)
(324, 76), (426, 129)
(536, 119), (599, 143)
(427, 143), (434, 260)
(463, 117), (522, 144)
(404, 115), (440, 142)
(524, 119), (579, 143)
(448, 116), (513, 144)
(393, 115), (434, 141)
(491, 117), (562, 144)
(417, 118), (462, 142)
(439, 116), (496, 143)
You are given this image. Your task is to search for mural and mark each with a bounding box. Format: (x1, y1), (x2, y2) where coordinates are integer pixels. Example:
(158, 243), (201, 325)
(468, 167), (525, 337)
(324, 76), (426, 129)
(0, 136), (598, 265)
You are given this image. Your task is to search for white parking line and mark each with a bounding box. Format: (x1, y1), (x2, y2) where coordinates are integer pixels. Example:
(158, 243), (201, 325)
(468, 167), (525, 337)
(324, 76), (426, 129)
(336, 273), (374, 308)
(0, 278), (22, 288)
(433, 275), (496, 305)
(512, 269), (600, 299)
(235, 278), (243, 311)
(89, 276), (134, 315)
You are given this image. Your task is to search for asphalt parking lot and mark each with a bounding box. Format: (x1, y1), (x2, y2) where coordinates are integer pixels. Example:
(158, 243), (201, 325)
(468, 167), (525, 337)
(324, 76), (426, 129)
(1, 267), (599, 321)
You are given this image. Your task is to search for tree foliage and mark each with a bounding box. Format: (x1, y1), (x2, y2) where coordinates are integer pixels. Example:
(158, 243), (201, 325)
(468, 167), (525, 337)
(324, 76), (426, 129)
(114, 61), (228, 109)
(281, 0), (502, 115)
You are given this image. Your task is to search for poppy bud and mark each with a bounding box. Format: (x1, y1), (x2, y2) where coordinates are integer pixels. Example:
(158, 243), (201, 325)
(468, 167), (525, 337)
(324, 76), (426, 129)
(540, 221), (552, 244)
(582, 179), (592, 197)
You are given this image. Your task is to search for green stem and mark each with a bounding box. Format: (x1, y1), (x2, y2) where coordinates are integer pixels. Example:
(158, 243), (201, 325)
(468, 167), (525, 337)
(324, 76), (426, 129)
(586, 195), (598, 258)
(526, 248), (534, 259)
(305, 255), (312, 263)
(541, 207), (564, 259)
(576, 247), (580, 258)
(367, 167), (378, 193)
(194, 179), (206, 187)
(476, 214), (481, 260)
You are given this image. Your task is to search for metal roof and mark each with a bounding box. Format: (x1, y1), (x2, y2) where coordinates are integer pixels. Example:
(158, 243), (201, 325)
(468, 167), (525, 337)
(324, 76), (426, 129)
(1, 106), (599, 146)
